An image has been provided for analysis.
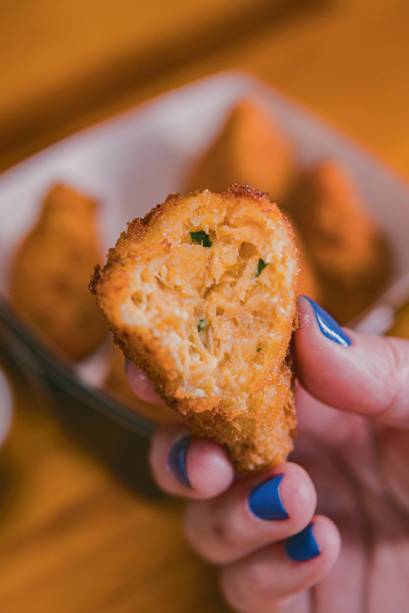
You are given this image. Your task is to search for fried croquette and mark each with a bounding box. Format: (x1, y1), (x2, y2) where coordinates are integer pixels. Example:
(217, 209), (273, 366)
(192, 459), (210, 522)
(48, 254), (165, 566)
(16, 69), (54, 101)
(10, 183), (107, 360)
(91, 185), (299, 471)
(185, 97), (318, 300)
(287, 161), (392, 322)
(185, 98), (295, 204)
(104, 344), (177, 424)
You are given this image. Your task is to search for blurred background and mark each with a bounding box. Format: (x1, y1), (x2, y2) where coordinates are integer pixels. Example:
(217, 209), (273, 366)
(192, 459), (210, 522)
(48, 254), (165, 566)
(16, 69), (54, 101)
(2, 0), (409, 175)
(1, 1), (409, 611)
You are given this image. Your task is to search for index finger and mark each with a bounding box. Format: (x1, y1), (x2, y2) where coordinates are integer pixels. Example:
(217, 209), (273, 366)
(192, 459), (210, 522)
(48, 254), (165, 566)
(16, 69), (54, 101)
(295, 295), (409, 427)
(126, 361), (165, 405)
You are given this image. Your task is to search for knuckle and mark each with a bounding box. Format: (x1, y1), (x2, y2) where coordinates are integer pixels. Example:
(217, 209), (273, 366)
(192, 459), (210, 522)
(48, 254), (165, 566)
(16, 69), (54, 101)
(211, 514), (242, 550)
(183, 502), (242, 564)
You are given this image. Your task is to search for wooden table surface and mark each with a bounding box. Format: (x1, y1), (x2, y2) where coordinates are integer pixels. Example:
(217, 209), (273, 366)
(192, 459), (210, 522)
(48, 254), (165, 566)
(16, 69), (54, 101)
(1, 1), (409, 611)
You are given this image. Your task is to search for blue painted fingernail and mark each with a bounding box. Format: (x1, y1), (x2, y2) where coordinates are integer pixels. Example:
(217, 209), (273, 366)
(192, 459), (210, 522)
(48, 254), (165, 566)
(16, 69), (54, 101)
(168, 436), (191, 487)
(248, 474), (289, 521)
(303, 296), (351, 347)
(285, 523), (321, 562)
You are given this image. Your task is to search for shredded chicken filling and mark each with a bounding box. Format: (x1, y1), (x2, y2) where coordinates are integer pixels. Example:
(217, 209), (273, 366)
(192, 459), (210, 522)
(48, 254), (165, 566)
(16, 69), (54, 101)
(120, 201), (295, 402)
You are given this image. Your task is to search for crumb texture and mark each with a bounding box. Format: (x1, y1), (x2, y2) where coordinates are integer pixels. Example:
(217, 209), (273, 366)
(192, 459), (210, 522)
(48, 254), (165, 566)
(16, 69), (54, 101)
(93, 187), (299, 471)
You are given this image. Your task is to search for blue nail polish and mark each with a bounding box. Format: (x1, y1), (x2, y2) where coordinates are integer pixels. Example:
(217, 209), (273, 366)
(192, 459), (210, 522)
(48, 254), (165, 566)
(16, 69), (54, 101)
(248, 474), (289, 521)
(168, 436), (191, 487)
(285, 523), (321, 562)
(303, 296), (351, 347)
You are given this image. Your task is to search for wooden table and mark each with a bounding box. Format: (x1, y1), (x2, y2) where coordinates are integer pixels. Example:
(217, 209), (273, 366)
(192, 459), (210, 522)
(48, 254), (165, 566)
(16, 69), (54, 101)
(1, 1), (409, 611)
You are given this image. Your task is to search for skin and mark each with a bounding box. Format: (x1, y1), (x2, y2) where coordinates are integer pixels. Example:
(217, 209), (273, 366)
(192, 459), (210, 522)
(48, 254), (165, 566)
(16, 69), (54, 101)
(127, 296), (409, 612)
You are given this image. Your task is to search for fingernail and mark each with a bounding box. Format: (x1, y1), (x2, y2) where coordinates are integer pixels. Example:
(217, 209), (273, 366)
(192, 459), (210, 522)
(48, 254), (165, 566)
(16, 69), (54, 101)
(248, 474), (289, 521)
(303, 296), (351, 347)
(285, 523), (321, 562)
(168, 436), (191, 487)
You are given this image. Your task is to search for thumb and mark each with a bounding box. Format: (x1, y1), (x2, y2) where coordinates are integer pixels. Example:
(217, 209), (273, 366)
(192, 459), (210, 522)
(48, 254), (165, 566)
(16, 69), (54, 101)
(295, 296), (409, 427)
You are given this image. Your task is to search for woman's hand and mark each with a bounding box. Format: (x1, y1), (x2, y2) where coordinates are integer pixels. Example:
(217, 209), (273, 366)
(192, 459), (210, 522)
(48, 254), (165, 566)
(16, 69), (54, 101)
(127, 296), (409, 612)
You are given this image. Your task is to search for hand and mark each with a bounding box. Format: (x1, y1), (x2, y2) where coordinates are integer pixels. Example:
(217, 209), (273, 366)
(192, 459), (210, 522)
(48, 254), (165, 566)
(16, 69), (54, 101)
(127, 296), (409, 612)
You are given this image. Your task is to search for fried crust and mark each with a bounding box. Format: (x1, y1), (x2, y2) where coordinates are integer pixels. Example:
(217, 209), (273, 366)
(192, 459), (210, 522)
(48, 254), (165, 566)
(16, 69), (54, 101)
(91, 185), (299, 471)
(10, 183), (107, 361)
(286, 161), (392, 322)
(185, 98), (295, 203)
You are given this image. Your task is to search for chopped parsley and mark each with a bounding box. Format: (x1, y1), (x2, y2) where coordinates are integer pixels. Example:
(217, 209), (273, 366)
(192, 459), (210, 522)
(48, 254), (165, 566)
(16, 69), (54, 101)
(190, 230), (212, 248)
(197, 318), (207, 333)
(256, 346), (262, 353)
(256, 258), (268, 276)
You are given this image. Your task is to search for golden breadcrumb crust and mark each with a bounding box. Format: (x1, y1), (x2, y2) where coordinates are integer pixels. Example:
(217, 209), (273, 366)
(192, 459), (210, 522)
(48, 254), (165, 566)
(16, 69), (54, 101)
(10, 183), (107, 361)
(286, 161), (392, 322)
(91, 185), (299, 471)
(185, 98), (295, 203)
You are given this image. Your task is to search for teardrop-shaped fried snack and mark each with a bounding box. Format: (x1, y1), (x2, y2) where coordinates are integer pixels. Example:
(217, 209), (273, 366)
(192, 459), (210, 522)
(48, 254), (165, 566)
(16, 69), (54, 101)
(10, 183), (106, 360)
(184, 97), (318, 301)
(286, 161), (392, 322)
(185, 98), (295, 204)
(91, 185), (299, 471)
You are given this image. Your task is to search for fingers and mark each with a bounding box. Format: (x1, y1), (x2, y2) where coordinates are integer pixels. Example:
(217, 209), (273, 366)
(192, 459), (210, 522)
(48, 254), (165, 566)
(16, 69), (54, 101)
(126, 362), (164, 404)
(184, 463), (316, 565)
(220, 515), (341, 613)
(295, 296), (409, 427)
(151, 421), (339, 612)
(149, 425), (234, 499)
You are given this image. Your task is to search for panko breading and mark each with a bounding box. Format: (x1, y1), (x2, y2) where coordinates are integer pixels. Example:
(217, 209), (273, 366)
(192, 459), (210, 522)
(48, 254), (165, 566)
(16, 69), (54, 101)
(185, 98), (295, 204)
(10, 183), (107, 361)
(287, 161), (392, 322)
(91, 185), (299, 471)
(104, 344), (177, 424)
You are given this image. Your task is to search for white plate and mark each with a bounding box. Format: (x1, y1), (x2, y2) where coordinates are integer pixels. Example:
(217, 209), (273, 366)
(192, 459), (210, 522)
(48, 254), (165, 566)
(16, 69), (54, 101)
(1, 71), (408, 387)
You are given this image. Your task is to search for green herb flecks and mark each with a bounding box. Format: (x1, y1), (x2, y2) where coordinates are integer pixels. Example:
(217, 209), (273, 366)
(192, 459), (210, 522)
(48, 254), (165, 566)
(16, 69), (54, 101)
(190, 230), (212, 248)
(256, 258), (268, 277)
(197, 318), (207, 333)
(256, 346), (262, 353)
